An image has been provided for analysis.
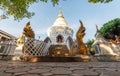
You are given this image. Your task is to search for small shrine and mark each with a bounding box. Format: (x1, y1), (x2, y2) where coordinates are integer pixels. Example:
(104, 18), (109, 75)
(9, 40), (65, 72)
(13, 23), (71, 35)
(92, 25), (120, 61)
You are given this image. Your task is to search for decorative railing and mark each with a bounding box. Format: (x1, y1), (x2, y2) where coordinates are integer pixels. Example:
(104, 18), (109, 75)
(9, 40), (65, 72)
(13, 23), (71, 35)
(0, 40), (16, 56)
(23, 38), (50, 56)
(0, 38), (51, 57)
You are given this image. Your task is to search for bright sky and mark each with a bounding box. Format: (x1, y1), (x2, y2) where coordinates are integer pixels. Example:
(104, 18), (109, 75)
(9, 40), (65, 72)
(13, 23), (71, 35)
(0, 0), (120, 42)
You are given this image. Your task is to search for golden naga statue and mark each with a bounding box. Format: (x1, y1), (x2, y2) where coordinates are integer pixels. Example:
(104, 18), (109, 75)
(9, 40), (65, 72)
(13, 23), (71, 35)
(15, 22), (35, 61)
(76, 20), (88, 55)
(71, 20), (88, 56)
(16, 22), (35, 52)
(16, 22), (35, 46)
(23, 22), (35, 38)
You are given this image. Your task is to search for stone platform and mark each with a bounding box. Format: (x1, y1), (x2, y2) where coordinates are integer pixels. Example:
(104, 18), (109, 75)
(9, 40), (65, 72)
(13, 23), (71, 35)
(91, 55), (120, 62)
(0, 60), (120, 76)
(21, 56), (90, 62)
(0, 55), (90, 62)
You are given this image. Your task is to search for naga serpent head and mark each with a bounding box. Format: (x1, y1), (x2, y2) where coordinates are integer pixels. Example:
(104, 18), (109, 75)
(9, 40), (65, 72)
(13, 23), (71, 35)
(76, 20), (86, 39)
(23, 22), (35, 38)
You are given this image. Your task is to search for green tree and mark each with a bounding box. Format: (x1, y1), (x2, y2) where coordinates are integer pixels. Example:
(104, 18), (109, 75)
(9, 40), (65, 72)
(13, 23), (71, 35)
(88, 0), (112, 3)
(100, 18), (120, 40)
(86, 39), (95, 55)
(0, 0), (113, 21)
(0, 0), (64, 20)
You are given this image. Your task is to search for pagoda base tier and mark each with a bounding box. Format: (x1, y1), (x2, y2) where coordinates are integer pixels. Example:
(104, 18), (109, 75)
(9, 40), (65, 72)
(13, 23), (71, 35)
(48, 45), (70, 57)
(20, 56), (90, 62)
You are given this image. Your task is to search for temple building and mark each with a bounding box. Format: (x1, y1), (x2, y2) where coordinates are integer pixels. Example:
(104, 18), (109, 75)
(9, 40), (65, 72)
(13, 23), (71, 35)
(0, 9), (90, 61)
(44, 10), (74, 56)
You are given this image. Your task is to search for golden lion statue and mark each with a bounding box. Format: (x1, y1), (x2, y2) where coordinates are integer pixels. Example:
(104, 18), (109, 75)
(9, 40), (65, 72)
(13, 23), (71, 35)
(16, 32), (24, 46)
(71, 20), (88, 56)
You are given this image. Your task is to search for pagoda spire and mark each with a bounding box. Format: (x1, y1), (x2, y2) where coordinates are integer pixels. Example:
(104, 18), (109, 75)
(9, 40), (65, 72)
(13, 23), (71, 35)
(52, 8), (69, 27)
(57, 7), (64, 18)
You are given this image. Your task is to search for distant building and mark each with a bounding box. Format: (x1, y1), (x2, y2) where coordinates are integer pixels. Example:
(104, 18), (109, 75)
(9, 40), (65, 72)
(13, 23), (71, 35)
(0, 29), (16, 42)
(0, 29), (17, 55)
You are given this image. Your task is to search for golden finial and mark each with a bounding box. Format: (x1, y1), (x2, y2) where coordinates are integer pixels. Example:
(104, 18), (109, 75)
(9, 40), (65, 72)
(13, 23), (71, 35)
(58, 6), (63, 17)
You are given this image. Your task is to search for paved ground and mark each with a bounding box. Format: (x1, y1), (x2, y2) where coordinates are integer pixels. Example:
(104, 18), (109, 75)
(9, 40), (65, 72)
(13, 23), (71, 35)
(0, 60), (120, 76)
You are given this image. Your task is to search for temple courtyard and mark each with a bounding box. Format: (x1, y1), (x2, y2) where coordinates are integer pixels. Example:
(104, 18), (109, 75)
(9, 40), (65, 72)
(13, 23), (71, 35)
(0, 60), (120, 76)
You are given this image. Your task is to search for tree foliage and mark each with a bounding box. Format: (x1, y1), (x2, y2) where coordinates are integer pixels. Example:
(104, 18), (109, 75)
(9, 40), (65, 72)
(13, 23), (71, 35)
(88, 0), (112, 3)
(0, 0), (37, 20)
(86, 39), (95, 55)
(100, 18), (120, 39)
(0, 0), (113, 21)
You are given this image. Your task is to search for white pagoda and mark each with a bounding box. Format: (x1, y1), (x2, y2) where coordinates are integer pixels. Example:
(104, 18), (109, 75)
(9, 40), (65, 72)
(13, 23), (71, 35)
(45, 9), (74, 56)
(47, 10), (73, 45)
